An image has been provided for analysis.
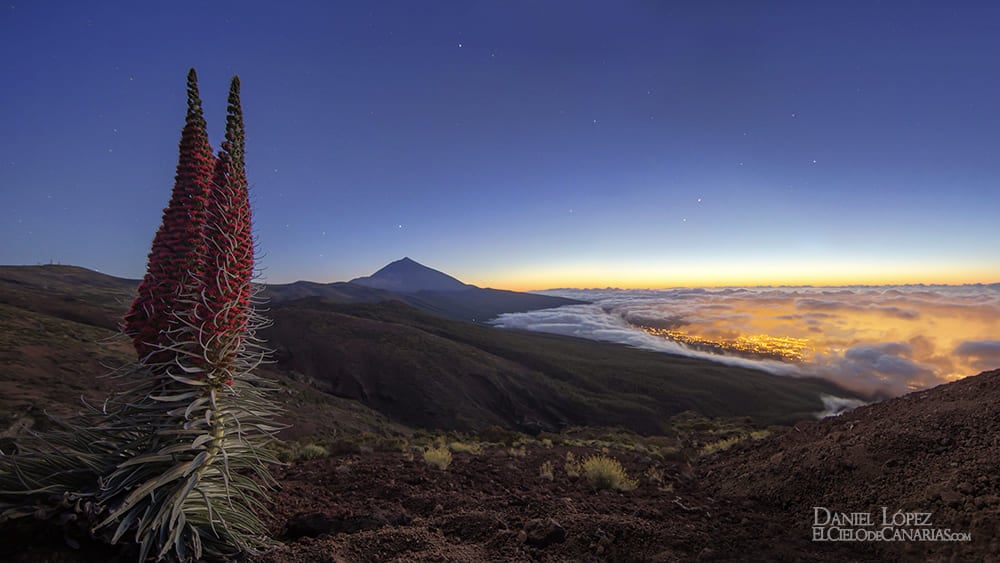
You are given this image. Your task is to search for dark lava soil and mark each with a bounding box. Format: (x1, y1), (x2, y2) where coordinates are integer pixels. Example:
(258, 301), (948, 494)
(254, 446), (860, 563)
(254, 369), (1000, 562)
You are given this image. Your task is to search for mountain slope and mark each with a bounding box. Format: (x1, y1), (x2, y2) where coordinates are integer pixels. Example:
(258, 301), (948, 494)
(265, 297), (861, 432)
(0, 265), (862, 435)
(263, 280), (397, 304)
(699, 368), (1000, 560)
(0, 266), (408, 441)
(0, 265), (136, 330)
(0, 262), (582, 324)
(400, 287), (584, 323)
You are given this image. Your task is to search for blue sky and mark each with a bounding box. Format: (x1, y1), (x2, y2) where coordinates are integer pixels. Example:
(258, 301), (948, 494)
(2, 1), (999, 288)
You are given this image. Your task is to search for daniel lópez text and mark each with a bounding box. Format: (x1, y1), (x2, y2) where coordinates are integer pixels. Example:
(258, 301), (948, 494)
(812, 507), (972, 542)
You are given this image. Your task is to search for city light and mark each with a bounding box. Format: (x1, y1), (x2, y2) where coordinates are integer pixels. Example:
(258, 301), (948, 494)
(637, 325), (812, 362)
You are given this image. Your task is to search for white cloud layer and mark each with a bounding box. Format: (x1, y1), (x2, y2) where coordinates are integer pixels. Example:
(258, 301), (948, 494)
(491, 285), (1000, 398)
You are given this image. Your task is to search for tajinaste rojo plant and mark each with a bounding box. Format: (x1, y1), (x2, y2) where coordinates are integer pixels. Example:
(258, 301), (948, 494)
(0, 69), (283, 562)
(93, 71), (283, 561)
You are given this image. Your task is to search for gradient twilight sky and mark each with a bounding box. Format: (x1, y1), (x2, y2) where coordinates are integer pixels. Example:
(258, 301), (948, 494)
(2, 1), (998, 290)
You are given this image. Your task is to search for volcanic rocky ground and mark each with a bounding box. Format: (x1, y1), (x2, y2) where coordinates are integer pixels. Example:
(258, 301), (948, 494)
(252, 369), (1000, 562)
(3, 369), (998, 562)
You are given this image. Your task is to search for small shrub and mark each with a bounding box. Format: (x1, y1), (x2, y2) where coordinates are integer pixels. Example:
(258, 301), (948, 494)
(265, 440), (296, 463)
(423, 446), (452, 470)
(374, 436), (411, 452)
(449, 441), (483, 455)
(700, 435), (744, 456)
(539, 461), (554, 480)
(296, 443), (329, 461)
(328, 438), (362, 455)
(538, 432), (561, 446)
(362, 436), (410, 452)
(655, 445), (687, 462)
(564, 451), (581, 477)
(644, 465), (664, 484)
(540, 438), (554, 449)
(582, 455), (637, 491)
(750, 429), (771, 440)
(506, 445), (526, 458)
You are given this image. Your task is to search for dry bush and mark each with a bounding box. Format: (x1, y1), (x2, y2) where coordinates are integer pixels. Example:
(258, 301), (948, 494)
(564, 451), (582, 477)
(506, 445), (526, 458)
(582, 454), (638, 491)
(296, 443), (330, 461)
(449, 441), (483, 455)
(423, 446), (452, 470)
(266, 440), (297, 463)
(539, 460), (554, 480)
(644, 465), (664, 484)
(700, 435), (745, 456)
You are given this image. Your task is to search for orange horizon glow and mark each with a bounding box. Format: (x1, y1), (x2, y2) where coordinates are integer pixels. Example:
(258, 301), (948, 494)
(463, 269), (1000, 291)
(460, 256), (1000, 291)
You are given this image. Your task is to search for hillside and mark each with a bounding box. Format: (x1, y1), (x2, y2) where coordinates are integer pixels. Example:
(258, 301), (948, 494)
(0, 265), (407, 442)
(0, 263), (582, 326)
(697, 367), (1000, 560)
(0, 264), (858, 435)
(266, 298), (858, 432)
(264, 280), (583, 324)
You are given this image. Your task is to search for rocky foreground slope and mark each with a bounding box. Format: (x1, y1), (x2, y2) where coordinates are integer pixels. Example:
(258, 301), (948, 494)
(240, 368), (998, 561)
(2, 370), (996, 561)
(699, 367), (1000, 561)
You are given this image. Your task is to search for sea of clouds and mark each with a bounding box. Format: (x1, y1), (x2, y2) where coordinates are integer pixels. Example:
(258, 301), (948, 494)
(491, 285), (1000, 399)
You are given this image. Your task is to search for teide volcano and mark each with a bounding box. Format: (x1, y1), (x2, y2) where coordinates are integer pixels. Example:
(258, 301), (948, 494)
(266, 258), (585, 323)
(349, 257), (472, 293)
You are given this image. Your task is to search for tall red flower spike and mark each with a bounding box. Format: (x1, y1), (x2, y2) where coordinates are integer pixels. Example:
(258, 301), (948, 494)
(203, 76), (254, 378)
(0, 70), (284, 562)
(124, 68), (216, 359)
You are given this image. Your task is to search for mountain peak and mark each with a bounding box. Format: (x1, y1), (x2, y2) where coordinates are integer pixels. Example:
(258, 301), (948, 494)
(350, 258), (474, 293)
